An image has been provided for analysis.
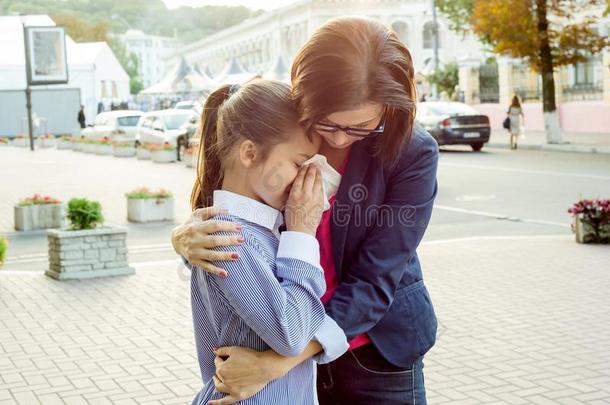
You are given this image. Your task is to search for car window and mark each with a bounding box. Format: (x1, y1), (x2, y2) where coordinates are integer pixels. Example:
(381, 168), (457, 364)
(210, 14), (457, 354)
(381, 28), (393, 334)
(117, 116), (141, 127)
(140, 116), (153, 128)
(162, 113), (191, 130)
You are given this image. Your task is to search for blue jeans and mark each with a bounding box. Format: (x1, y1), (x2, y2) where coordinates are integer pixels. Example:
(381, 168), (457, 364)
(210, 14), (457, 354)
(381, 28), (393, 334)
(317, 344), (427, 405)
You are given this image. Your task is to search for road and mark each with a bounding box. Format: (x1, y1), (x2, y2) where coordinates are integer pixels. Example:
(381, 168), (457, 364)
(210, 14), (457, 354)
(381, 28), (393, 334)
(1, 144), (609, 271)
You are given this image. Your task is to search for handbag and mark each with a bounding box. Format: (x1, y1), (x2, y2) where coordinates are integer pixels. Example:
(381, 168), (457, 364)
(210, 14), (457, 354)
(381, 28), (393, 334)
(502, 116), (510, 130)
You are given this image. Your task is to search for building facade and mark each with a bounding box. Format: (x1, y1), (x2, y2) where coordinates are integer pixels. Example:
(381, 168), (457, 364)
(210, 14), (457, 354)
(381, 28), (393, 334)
(116, 29), (182, 88)
(165, 0), (486, 81)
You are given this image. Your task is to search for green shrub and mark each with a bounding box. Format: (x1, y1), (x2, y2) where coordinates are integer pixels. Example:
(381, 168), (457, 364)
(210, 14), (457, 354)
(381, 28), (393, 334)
(0, 236), (7, 268)
(67, 198), (104, 230)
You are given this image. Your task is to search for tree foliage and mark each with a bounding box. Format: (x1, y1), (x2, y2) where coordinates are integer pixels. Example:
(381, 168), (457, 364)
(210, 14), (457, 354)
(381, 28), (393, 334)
(427, 62), (459, 97)
(438, 0), (609, 72)
(1, 0), (260, 44)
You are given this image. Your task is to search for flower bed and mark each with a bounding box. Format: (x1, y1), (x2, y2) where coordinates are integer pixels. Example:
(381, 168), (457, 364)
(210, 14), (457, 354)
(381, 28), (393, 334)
(37, 133), (56, 148)
(126, 188), (174, 222)
(150, 142), (177, 163)
(136, 143), (152, 160)
(0, 236), (7, 268)
(57, 135), (74, 150)
(0, 138), (9, 146)
(46, 198), (134, 280)
(94, 137), (113, 155)
(113, 141), (136, 157)
(14, 194), (64, 231)
(13, 134), (28, 147)
(568, 199), (610, 244)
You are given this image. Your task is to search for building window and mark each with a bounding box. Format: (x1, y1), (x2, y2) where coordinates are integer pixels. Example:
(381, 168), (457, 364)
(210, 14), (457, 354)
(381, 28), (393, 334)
(423, 21), (439, 49)
(391, 21), (409, 46)
(574, 58), (594, 85)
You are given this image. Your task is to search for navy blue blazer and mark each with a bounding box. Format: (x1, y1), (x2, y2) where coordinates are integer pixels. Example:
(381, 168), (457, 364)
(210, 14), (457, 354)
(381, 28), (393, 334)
(326, 125), (439, 368)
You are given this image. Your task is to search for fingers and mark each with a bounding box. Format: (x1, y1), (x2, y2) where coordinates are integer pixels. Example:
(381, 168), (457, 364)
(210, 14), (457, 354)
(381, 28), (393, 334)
(291, 164), (308, 192)
(192, 207), (228, 222)
(302, 164), (318, 192)
(208, 395), (239, 405)
(213, 376), (231, 394)
(195, 261), (228, 278)
(201, 234), (244, 249)
(313, 166), (323, 198)
(213, 346), (233, 358)
(196, 220), (243, 235)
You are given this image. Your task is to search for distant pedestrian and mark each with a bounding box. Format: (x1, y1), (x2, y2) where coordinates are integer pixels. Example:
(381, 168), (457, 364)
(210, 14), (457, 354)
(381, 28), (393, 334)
(77, 105), (86, 129)
(507, 95), (524, 150)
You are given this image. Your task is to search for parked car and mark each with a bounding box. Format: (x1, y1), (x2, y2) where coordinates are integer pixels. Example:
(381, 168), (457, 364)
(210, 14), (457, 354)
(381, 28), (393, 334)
(135, 109), (198, 161)
(174, 100), (203, 115)
(416, 102), (490, 151)
(81, 111), (143, 143)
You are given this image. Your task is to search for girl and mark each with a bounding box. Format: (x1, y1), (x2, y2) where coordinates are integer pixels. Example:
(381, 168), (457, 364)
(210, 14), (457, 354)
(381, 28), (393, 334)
(184, 80), (348, 404)
(173, 17), (438, 405)
(508, 94), (525, 150)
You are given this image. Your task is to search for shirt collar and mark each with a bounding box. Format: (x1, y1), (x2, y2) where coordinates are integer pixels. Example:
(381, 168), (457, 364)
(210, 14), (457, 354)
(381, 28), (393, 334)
(213, 190), (283, 237)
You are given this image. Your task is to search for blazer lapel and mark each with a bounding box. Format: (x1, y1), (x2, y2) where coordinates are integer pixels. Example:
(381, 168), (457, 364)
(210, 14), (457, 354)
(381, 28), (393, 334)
(331, 138), (372, 279)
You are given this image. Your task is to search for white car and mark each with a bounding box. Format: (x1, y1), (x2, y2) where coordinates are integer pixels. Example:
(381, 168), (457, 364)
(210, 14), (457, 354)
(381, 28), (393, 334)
(81, 111), (143, 143)
(174, 100), (203, 115)
(135, 109), (197, 161)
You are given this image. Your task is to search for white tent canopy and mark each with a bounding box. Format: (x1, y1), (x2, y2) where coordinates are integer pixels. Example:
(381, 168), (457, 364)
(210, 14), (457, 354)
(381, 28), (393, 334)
(263, 56), (290, 83)
(216, 58), (258, 85)
(140, 57), (217, 95)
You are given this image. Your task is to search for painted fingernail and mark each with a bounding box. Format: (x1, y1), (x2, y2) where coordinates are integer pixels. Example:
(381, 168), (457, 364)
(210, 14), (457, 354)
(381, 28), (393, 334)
(235, 224), (242, 230)
(231, 253), (239, 260)
(237, 237), (245, 243)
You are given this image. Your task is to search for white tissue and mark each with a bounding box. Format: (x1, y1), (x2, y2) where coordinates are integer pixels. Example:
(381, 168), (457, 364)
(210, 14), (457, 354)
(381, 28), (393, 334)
(302, 154), (342, 211)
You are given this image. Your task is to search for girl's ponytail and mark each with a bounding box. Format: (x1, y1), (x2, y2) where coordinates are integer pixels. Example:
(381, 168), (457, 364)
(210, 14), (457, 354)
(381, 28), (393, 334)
(190, 84), (232, 210)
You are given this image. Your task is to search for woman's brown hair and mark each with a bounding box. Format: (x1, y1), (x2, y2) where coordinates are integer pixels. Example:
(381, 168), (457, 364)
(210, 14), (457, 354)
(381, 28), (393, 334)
(190, 80), (301, 210)
(511, 95), (521, 108)
(291, 16), (417, 167)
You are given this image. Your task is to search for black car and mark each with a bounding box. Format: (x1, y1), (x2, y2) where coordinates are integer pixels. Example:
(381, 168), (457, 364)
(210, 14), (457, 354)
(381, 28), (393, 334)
(416, 102), (491, 151)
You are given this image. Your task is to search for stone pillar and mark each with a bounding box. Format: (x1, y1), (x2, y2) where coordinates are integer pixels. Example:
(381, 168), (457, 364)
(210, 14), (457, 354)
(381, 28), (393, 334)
(458, 59), (480, 105)
(498, 58), (514, 106)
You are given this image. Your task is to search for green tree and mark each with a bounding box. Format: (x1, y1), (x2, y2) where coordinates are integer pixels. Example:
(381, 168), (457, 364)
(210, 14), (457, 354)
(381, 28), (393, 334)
(427, 62), (459, 98)
(437, 0), (609, 144)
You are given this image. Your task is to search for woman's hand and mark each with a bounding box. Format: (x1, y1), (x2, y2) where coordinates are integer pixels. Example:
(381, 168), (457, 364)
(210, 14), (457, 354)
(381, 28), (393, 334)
(284, 164), (324, 237)
(207, 347), (290, 405)
(171, 207), (244, 277)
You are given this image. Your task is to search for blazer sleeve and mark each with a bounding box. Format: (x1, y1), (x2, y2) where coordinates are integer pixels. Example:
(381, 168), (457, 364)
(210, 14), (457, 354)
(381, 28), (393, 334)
(324, 129), (439, 339)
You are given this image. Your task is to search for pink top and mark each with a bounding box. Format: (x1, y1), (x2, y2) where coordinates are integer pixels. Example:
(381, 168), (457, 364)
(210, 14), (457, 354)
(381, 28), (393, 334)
(316, 151), (371, 352)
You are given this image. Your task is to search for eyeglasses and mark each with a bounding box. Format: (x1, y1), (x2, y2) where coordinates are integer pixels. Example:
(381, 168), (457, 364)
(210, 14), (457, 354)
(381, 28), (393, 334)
(313, 112), (386, 138)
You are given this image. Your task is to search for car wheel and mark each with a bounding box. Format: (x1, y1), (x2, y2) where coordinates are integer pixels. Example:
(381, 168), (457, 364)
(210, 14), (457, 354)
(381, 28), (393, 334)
(471, 142), (484, 152)
(177, 137), (186, 161)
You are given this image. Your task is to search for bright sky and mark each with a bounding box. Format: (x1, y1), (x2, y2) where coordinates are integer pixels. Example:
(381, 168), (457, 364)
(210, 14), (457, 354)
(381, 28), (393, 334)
(161, 0), (297, 11)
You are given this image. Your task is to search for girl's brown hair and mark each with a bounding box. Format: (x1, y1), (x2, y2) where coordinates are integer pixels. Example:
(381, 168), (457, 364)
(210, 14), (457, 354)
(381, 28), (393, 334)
(190, 80), (300, 210)
(291, 16), (417, 167)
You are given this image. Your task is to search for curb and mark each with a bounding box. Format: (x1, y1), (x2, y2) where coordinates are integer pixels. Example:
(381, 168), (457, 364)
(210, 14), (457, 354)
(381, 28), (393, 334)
(486, 142), (610, 155)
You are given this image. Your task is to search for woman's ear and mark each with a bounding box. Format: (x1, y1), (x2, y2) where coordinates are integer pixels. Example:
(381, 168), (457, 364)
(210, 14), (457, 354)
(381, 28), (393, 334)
(238, 140), (258, 168)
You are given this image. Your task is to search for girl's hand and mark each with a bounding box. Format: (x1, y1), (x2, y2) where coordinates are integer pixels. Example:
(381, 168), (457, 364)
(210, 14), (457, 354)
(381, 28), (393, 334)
(208, 347), (289, 405)
(284, 164), (324, 237)
(171, 207), (244, 277)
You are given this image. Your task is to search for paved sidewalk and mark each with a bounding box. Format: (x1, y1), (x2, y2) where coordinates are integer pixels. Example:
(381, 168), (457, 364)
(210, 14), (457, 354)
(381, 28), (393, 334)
(487, 130), (610, 154)
(1, 235), (609, 404)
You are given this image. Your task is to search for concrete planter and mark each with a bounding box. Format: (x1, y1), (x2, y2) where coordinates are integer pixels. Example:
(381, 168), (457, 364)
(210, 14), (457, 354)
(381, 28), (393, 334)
(14, 204), (64, 231)
(94, 144), (113, 155)
(13, 138), (28, 147)
(57, 139), (73, 150)
(151, 149), (177, 163)
(136, 147), (151, 160)
(37, 138), (56, 148)
(73, 141), (85, 151)
(127, 197), (174, 222)
(46, 227), (135, 280)
(184, 153), (197, 168)
(83, 142), (96, 153)
(113, 145), (136, 158)
(0, 141), (9, 147)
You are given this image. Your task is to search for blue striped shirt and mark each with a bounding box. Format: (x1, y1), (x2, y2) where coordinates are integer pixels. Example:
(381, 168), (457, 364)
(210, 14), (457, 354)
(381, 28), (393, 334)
(185, 190), (348, 404)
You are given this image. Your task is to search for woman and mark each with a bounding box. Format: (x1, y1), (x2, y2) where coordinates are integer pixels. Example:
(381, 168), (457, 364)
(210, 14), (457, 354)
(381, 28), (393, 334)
(507, 95), (525, 150)
(184, 80), (348, 404)
(172, 17), (438, 404)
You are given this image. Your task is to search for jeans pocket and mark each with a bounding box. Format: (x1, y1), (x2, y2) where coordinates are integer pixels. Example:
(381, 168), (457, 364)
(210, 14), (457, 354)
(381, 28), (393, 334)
(349, 346), (414, 376)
